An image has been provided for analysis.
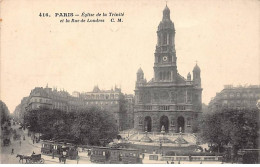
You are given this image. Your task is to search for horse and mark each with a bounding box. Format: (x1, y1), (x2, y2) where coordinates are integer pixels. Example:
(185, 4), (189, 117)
(16, 154), (25, 163)
(16, 154), (31, 163)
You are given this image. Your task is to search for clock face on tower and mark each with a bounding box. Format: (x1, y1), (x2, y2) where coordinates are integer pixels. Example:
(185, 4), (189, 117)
(163, 56), (168, 61)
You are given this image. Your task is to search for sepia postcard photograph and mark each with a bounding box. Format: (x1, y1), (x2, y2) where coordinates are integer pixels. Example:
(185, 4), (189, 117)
(0, 0), (259, 165)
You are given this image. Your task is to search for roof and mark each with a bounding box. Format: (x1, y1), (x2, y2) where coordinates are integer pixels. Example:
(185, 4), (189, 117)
(193, 64), (201, 72)
(137, 67), (143, 74)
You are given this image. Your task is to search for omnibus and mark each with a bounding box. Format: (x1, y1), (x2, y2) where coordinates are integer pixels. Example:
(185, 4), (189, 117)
(90, 146), (142, 164)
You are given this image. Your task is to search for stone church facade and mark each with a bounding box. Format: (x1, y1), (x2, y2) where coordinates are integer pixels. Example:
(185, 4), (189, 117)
(134, 5), (202, 133)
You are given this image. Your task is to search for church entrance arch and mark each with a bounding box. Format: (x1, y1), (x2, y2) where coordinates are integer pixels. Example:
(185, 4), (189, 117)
(160, 115), (169, 132)
(144, 116), (152, 132)
(177, 116), (185, 133)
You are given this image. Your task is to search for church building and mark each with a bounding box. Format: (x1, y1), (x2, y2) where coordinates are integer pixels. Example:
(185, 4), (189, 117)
(134, 5), (202, 133)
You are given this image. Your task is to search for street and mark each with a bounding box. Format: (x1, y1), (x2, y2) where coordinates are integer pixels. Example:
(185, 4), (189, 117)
(1, 123), (41, 164)
(0, 123), (92, 164)
(1, 122), (223, 164)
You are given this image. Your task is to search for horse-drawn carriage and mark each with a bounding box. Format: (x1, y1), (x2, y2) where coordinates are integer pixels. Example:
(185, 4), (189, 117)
(28, 154), (45, 164)
(16, 154), (44, 164)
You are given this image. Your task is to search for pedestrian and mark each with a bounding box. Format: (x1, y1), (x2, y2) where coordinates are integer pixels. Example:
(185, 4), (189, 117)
(23, 135), (25, 140)
(167, 161), (169, 164)
(11, 148), (14, 155)
(19, 141), (21, 146)
(33, 139), (34, 144)
(52, 151), (55, 159)
(76, 155), (80, 164)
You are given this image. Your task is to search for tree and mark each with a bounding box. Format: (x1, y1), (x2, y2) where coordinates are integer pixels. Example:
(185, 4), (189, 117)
(71, 107), (118, 145)
(200, 108), (259, 157)
(24, 107), (68, 137)
(0, 100), (10, 125)
(24, 106), (118, 145)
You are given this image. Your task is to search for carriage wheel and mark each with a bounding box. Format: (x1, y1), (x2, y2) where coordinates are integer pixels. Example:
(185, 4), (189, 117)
(40, 158), (45, 164)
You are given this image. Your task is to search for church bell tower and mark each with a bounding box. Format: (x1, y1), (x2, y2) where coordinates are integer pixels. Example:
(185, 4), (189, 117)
(154, 5), (177, 83)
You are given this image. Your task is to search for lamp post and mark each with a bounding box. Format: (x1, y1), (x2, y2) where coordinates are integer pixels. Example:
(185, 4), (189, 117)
(160, 125), (165, 155)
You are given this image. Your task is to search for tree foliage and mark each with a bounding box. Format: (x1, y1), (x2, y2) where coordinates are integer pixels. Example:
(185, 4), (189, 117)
(200, 108), (259, 154)
(24, 106), (118, 145)
(0, 100), (10, 125)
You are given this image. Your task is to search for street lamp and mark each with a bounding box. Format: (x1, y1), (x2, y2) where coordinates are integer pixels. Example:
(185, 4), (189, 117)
(160, 125), (165, 155)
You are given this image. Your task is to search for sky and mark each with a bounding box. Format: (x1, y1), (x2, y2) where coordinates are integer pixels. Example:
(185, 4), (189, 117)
(1, 0), (260, 113)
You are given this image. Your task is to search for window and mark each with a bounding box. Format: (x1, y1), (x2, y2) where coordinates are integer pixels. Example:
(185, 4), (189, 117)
(163, 33), (167, 44)
(111, 94), (114, 99)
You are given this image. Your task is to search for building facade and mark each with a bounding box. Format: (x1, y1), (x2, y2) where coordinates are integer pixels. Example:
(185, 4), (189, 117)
(134, 6), (202, 133)
(13, 97), (28, 124)
(16, 85), (133, 131)
(124, 94), (135, 129)
(208, 85), (260, 112)
(80, 86), (127, 130)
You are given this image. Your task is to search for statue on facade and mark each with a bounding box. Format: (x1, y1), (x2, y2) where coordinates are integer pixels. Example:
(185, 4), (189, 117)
(161, 125), (165, 133)
(145, 125), (148, 133)
(179, 127), (182, 134)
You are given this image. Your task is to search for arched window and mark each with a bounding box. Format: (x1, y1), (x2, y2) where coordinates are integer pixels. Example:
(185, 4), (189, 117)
(163, 33), (167, 45)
